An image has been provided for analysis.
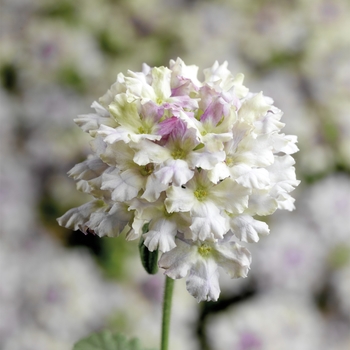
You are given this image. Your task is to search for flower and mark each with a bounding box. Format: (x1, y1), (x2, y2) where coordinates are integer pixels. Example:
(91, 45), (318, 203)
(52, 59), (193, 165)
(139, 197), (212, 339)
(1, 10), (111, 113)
(58, 58), (299, 302)
(206, 292), (325, 350)
(158, 234), (251, 302)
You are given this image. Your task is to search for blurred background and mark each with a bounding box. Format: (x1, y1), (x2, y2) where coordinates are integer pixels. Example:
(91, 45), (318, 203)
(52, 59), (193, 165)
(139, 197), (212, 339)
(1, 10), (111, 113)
(1, 0), (350, 349)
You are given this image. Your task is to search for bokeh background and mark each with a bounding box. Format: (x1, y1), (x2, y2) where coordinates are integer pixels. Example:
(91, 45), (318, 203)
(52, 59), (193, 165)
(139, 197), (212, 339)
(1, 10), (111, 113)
(1, 0), (350, 349)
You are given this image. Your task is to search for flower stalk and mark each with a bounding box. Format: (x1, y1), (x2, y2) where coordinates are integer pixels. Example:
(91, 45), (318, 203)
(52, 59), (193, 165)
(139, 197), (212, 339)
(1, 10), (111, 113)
(161, 276), (175, 350)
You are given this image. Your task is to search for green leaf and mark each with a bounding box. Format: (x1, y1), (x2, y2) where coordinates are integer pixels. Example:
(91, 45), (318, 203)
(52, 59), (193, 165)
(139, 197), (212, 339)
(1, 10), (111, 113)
(138, 223), (159, 275)
(73, 330), (156, 350)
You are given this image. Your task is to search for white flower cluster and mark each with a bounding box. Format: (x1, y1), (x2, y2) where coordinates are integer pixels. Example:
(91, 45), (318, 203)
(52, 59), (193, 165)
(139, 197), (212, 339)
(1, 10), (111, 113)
(58, 58), (299, 302)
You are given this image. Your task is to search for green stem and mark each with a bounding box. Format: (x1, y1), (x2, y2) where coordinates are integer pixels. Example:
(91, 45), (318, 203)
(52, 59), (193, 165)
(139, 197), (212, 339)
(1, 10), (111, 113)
(161, 276), (175, 350)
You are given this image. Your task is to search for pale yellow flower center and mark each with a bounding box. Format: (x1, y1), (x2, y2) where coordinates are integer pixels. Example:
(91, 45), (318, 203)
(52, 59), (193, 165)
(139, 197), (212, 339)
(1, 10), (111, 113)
(198, 243), (212, 257)
(162, 206), (173, 218)
(194, 186), (208, 201)
(225, 156), (234, 167)
(171, 148), (186, 160)
(140, 163), (154, 176)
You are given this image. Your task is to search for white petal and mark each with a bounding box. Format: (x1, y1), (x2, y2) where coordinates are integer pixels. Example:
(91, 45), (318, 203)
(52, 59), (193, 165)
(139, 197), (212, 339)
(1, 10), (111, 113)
(209, 178), (250, 214)
(86, 202), (132, 237)
(143, 219), (177, 252)
(98, 125), (131, 144)
(271, 133), (299, 154)
(141, 174), (168, 202)
(214, 241), (252, 278)
(234, 134), (274, 167)
(151, 66), (172, 101)
(57, 200), (106, 232)
(74, 102), (115, 133)
(230, 164), (270, 189)
(230, 215), (270, 243)
(158, 239), (197, 279)
(165, 186), (195, 213)
(190, 202), (228, 241)
(254, 109), (285, 134)
(125, 72), (156, 101)
(132, 140), (170, 165)
(169, 57), (201, 87)
(159, 238), (221, 302)
(101, 168), (143, 201)
(188, 149), (226, 170)
(68, 157), (108, 180)
(207, 162), (231, 183)
(247, 189), (278, 216)
(154, 159), (194, 186)
(267, 155), (298, 184)
(238, 92), (271, 124)
(186, 258), (220, 302)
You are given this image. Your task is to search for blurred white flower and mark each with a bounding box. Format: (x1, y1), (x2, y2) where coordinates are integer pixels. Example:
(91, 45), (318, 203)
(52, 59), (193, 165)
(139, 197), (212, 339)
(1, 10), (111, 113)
(302, 174), (350, 248)
(206, 292), (326, 350)
(251, 212), (327, 294)
(332, 262), (350, 318)
(2, 326), (69, 350)
(0, 233), (125, 348)
(58, 58), (299, 301)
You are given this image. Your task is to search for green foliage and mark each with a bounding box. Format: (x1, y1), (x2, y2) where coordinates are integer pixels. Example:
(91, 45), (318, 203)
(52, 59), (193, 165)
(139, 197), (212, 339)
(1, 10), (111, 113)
(138, 223), (159, 275)
(329, 245), (350, 269)
(0, 63), (18, 93)
(40, 0), (77, 22)
(73, 330), (156, 350)
(97, 30), (128, 57)
(57, 66), (86, 93)
(99, 236), (137, 280)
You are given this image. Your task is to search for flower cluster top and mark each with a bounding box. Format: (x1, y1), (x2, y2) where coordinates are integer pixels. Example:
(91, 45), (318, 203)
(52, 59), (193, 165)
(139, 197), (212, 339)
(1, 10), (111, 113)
(58, 58), (299, 302)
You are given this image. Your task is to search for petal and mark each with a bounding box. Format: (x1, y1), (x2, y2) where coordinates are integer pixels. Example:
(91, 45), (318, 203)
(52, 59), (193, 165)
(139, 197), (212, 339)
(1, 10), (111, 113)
(234, 134), (274, 167)
(271, 133), (299, 154)
(238, 92), (271, 124)
(254, 108), (285, 134)
(209, 178), (250, 214)
(229, 215), (270, 243)
(158, 239), (197, 279)
(97, 124), (131, 144)
(207, 162), (231, 183)
(188, 149), (226, 170)
(101, 168), (144, 201)
(230, 164), (270, 189)
(186, 257), (220, 302)
(154, 159), (194, 186)
(99, 74), (126, 107)
(57, 200), (106, 232)
(214, 241), (252, 278)
(131, 139), (171, 165)
(190, 202), (228, 241)
(165, 186), (195, 213)
(267, 155), (298, 184)
(68, 157), (109, 180)
(86, 202), (133, 237)
(141, 173), (168, 202)
(169, 57), (201, 88)
(151, 66), (172, 101)
(74, 102), (116, 133)
(124, 72), (156, 101)
(144, 219), (177, 252)
(247, 189), (278, 216)
(109, 94), (141, 128)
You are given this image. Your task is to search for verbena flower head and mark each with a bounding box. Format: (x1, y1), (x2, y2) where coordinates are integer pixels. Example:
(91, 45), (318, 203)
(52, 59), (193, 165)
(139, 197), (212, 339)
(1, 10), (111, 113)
(58, 58), (299, 302)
